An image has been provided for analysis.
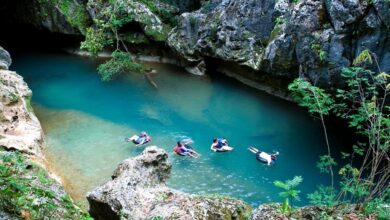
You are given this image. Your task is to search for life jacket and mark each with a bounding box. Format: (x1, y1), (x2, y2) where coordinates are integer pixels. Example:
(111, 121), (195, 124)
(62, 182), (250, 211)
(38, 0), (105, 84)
(217, 138), (225, 148)
(173, 146), (182, 153)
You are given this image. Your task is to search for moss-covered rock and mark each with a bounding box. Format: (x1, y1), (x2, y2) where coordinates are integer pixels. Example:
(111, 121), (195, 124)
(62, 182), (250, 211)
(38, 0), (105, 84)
(0, 148), (91, 219)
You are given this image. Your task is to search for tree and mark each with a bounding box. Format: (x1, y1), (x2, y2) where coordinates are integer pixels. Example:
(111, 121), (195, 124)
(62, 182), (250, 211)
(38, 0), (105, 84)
(288, 79), (336, 188)
(289, 49), (390, 210)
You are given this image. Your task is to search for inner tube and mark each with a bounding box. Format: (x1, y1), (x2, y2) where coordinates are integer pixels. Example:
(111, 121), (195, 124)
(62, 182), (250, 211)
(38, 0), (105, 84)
(256, 154), (275, 164)
(214, 146), (233, 152)
(175, 152), (187, 156)
(130, 135), (150, 145)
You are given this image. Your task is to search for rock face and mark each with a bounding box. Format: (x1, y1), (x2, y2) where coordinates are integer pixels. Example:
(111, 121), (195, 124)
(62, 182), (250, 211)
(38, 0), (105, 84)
(168, 0), (390, 88)
(0, 0), (88, 35)
(87, 146), (252, 220)
(168, 0), (274, 71)
(0, 48), (44, 156)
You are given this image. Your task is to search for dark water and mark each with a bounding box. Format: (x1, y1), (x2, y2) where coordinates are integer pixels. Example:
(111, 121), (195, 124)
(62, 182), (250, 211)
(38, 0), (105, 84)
(12, 52), (338, 207)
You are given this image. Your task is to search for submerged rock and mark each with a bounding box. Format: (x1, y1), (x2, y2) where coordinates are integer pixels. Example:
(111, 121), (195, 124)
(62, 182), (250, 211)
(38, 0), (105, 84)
(0, 49), (43, 156)
(87, 146), (252, 220)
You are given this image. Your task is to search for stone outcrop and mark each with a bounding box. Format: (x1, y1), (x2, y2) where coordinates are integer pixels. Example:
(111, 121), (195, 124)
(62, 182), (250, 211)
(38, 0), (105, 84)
(87, 146), (252, 220)
(0, 50), (43, 156)
(167, 0), (390, 88)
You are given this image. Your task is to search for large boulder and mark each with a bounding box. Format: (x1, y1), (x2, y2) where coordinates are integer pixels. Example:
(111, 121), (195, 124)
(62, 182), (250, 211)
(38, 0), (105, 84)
(87, 146), (252, 220)
(0, 48), (44, 156)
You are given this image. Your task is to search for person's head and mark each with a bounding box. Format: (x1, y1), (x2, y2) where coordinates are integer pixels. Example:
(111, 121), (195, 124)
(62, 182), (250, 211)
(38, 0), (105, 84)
(177, 141), (182, 146)
(213, 138), (217, 143)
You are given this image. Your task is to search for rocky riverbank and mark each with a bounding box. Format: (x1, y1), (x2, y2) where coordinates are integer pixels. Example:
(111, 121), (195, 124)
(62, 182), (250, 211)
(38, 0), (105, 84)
(0, 46), (90, 219)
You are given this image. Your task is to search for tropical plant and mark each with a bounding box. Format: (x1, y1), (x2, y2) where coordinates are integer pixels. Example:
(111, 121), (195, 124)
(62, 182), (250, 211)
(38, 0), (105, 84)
(307, 185), (338, 207)
(274, 176), (303, 214)
(335, 53), (389, 203)
(289, 49), (390, 212)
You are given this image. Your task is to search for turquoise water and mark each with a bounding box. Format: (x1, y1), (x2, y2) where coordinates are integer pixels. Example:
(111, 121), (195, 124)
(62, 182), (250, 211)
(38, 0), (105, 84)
(13, 52), (335, 207)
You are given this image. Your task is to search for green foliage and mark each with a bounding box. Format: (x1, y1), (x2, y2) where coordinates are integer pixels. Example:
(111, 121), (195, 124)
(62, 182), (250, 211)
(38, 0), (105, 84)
(317, 155), (337, 174)
(308, 185), (338, 207)
(311, 43), (327, 62)
(201, 1), (217, 13)
(274, 17), (287, 25)
(274, 176), (303, 214)
(137, 0), (179, 27)
(9, 93), (19, 103)
(151, 216), (164, 220)
(268, 26), (281, 44)
(353, 49), (372, 66)
(24, 96), (33, 113)
(336, 67), (389, 149)
(363, 188), (390, 220)
(291, 49), (389, 213)
(98, 50), (144, 81)
(288, 78), (335, 116)
(80, 27), (110, 56)
(0, 149), (91, 219)
(319, 50), (327, 61)
(57, 0), (90, 32)
(189, 15), (197, 26)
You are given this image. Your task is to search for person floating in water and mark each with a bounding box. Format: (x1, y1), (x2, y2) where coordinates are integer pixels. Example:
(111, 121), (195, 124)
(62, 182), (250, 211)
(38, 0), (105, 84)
(210, 137), (234, 152)
(248, 146), (279, 165)
(173, 141), (200, 158)
(127, 131), (151, 146)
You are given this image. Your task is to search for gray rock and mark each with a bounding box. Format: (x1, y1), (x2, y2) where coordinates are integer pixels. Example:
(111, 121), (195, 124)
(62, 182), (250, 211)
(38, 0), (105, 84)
(373, 0), (390, 28)
(0, 47), (11, 70)
(325, 0), (368, 33)
(360, 8), (382, 30)
(286, 0), (326, 35)
(87, 146), (252, 220)
(168, 0), (277, 73)
(168, 0), (389, 90)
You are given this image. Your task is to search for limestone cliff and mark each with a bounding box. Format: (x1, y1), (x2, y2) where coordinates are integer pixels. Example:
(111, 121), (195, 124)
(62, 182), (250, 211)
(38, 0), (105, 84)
(0, 47), (43, 156)
(87, 146), (252, 220)
(167, 0), (390, 88)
